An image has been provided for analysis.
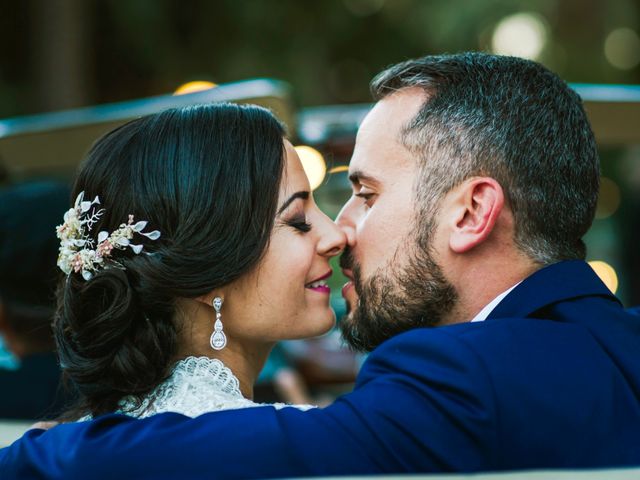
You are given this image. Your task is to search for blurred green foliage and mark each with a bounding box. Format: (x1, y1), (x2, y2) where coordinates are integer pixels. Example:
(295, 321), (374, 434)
(0, 0), (639, 117)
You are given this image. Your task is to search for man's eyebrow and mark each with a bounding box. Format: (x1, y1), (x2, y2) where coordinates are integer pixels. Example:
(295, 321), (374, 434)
(277, 191), (309, 215)
(348, 170), (381, 186)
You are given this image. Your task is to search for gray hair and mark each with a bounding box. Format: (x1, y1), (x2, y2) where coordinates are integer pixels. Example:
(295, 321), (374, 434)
(371, 53), (600, 265)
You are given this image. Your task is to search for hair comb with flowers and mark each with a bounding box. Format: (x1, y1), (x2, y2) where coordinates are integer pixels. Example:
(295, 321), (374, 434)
(56, 191), (161, 280)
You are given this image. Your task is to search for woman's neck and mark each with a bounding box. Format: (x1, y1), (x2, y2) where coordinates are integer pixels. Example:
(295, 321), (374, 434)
(176, 300), (273, 399)
(208, 342), (272, 399)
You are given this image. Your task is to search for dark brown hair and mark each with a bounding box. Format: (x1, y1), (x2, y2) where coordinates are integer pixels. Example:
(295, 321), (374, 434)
(55, 103), (286, 418)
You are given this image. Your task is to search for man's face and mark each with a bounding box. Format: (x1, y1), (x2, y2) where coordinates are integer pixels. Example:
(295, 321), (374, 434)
(336, 88), (457, 352)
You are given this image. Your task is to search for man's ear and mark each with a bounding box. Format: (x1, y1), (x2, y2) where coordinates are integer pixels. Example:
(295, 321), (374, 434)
(448, 177), (504, 254)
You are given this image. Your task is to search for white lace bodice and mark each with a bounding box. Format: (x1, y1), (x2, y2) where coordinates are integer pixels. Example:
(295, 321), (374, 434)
(116, 356), (312, 419)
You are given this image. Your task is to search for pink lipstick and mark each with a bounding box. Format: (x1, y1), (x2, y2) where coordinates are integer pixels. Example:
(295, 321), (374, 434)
(305, 270), (332, 295)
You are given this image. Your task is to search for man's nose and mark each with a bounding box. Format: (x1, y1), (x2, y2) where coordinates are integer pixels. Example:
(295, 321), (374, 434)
(335, 197), (357, 247)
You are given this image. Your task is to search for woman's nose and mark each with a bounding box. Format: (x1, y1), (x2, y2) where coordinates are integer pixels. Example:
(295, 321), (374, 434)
(317, 214), (347, 258)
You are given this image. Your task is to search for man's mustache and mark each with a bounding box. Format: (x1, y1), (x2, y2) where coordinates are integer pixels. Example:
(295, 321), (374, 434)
(339, 246), (362, 297)
(339, 246), (354, 270)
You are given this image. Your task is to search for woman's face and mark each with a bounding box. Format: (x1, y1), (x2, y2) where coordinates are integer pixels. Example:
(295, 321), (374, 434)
(223, 141), (346, 344)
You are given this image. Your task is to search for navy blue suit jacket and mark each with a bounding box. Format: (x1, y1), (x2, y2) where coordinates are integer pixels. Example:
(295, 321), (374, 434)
(1, 260), (640, 478)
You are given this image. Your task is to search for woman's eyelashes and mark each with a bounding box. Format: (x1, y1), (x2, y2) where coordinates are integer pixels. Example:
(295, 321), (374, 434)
(285, 215), (312, 233)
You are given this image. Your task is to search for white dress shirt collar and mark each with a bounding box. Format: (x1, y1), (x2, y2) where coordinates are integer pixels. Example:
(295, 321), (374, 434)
(470, 282), (521, 323)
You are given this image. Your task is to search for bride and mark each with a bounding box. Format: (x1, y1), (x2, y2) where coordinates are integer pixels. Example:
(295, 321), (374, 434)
(54, 102), (346, 420)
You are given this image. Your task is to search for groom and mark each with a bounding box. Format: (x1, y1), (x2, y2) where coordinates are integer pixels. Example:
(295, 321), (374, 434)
(2, 53), (640, 478)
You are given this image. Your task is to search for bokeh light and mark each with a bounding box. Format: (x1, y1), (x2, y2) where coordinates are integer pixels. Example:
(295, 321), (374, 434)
(173, 81), (217, 95)
(588, 260), (619, 294)
(295, 146), (327, 191)
(329, 165), (350, 174)
(491, 12), (549, 60)
(595, 177), (621, 219)
(604, 28), (640, 70)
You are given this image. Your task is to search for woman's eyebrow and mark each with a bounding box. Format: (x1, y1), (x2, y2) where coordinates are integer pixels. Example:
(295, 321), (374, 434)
(277, 191), (309, 215)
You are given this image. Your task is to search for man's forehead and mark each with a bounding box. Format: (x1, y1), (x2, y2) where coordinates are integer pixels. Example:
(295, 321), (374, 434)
(349, 88), (426, 179)
(365, 87), (426, 128)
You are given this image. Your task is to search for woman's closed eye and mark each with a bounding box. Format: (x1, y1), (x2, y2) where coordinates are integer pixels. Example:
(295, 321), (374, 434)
(286, 215), (312, 233)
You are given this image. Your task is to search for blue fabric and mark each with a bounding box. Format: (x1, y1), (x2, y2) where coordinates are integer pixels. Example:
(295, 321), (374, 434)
(2, 260), (640, 478)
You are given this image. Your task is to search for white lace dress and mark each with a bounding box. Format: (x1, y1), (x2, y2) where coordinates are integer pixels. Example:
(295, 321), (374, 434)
(113, 356), (313, 419)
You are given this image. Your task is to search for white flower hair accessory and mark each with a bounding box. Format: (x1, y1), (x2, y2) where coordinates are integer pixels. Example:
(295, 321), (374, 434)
(56, 191), (161, 280)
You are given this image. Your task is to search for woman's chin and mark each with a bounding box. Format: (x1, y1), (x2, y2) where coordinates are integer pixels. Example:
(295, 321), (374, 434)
(289, 310), (336, 339)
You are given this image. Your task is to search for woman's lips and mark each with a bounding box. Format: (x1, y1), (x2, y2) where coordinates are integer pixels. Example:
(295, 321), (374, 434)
(307, 269), (332, 284)
(308, 284), (331, 294)
(305, 269), (332, 295)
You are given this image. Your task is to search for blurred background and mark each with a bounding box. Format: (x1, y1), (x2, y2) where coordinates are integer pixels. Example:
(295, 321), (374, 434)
(0, 0), (639, 437)
(1, 0), (640, 114)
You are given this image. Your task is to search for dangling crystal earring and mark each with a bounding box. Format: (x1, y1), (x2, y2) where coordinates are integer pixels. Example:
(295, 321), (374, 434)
(210, 296), (227, 351)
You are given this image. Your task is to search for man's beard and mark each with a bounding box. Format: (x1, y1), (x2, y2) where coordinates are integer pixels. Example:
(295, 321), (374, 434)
(339, 228), (458, 353)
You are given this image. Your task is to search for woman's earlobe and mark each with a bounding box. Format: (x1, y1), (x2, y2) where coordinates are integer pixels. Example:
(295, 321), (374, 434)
(194, 292), (222, 308)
